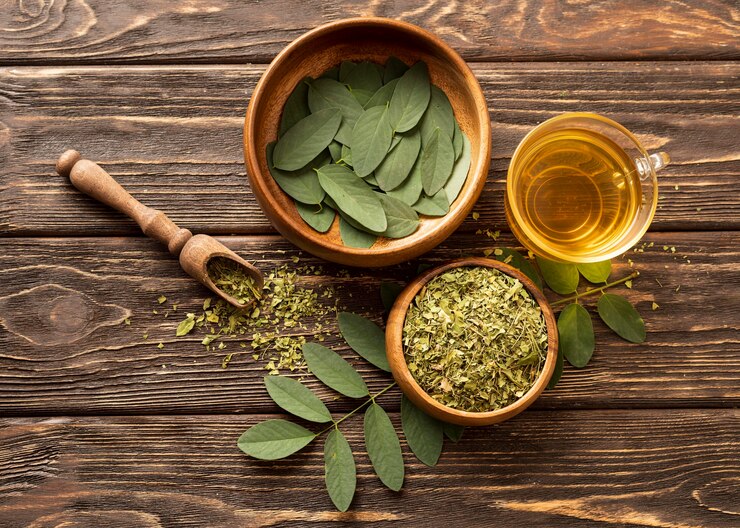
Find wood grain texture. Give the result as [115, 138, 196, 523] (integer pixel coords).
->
[1, 62, 738, 236]
[0, 0, 738, 64]
[0, 411, 737, 527]
[0, 231, 737, 416]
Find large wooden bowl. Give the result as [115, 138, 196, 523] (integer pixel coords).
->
[244, 18, 491, 267]
[386, 258, 559, 426]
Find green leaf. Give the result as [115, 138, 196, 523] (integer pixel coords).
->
[345, 61, 383, 95]
[597, 294, 646, 343]
[176, 316, 195, 337]
[443, 422, 464, 443]
[452, 121, 463, 160]
[494, 248, 544, 291]
[413, 188, 449, 216]
[443, 130, 471, 204]
[536, 257, 579, 294]
[317, 164, 387, 232]
[279, 78, 311, 137]
[273, 108, 341, 171]
[377, 193, 419, 238]
[350, 105, 393, 177]
[364, 403, 404, 491]
[383, 56, 409, 83]
[320, 66, 339, 81]
[266, 142, 327, 204]
[338, 312, 390, 372]
[547, 344, 564, 389]
[340, 144, 352, 166]
[420, 128, 455, 195]
[375, 129, 421, 191]
[328, 140, 343, 162]
[420, 86, 455, 144]
[386, 156, 424, 205]
[302, 342, 369, 398]
[557, 304, 595, 368]
[339, 215, 377, 248]
[237, 419, 315, 460]
[388, 61, 431, 133]
[296, 201, 335, 233]
[577, 260, 612, 283]
[364, 78, 399, 109]
[338, 60, 357, 82]
[380, 282, 404, 312]
[324, 428, 356, 512]
[308, 78, 364, 144]
[264, 375, 333, 423]
[401, 396, 443, 466]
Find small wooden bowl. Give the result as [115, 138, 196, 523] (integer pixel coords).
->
[386, 258, 558, 426]
[244, 18, 491, 267]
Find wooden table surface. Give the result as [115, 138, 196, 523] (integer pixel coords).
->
[1, 2, 739, 527]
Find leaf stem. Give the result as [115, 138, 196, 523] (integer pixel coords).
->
[317, 381, 397, 436]
[551, 271, 640, 306]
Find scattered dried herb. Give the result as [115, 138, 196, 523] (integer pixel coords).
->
[403, 266, 548, 412]
[206, 257, 261, 305]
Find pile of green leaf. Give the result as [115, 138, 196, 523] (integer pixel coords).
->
[268, 57, 471, 248]
[238, 312, 463, 512]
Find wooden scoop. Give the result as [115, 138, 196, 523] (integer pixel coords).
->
[56, 150, 264, 309]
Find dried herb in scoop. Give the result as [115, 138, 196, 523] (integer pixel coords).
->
[206, 257, 261, 305]
[402, 266, 548, 412]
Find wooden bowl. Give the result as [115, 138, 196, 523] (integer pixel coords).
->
[386, 258, 558, 426]
[244, 18, 491, 267]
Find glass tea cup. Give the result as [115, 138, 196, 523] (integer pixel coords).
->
[504, 112, 670, 263]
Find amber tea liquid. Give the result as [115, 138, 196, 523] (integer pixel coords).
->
[507, 128, 642, 261]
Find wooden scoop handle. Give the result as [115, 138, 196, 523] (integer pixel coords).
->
[56, 150, 192, 255]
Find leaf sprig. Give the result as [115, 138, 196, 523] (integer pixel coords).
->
[237, 311, 462, 512]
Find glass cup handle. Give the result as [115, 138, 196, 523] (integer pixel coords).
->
[636, 151, 670, 178]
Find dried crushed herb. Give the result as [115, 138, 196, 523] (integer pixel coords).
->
[206, 257, 261, 305]
[402, 266, 548, 412]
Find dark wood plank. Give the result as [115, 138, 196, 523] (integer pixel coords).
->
[0, 410, 737, 527]
[1, 1, 738, 64]
[1, 62, 738, 236]
[0, 231, 737, 415]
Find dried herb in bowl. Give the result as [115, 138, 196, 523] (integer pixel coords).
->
[402, 266, 548, 412]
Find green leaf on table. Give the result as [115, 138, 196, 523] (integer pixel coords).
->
[557, 303, 595, 368]
[413, 188, 449, 216]
[375, 129, 421, 191]
[345, 61, 383, 96]
[273, 108, 342, 171]
[296, 201, 335, 232]
[386, 156, 423, 205]
[443, 130, 471, 204]
[303, 342, 369, 398]
[452, 121, 463, 160]
[338, 60, 357, 82]
[547, 344, 564, 389]
[401, 395, 443, 466]
[380, 282, 404, 312]
[364, 78, 399, 109]
[317, 164, 387, 232]
[420, 86, 455, 143]
[267, 143, 327, 204]
[378, 193, 419, 238]
[536, 257, 579, 294]
[264, 375, 332, 423]
[350, 105, 393, 177]
[176, 315, 195, 337]
[494, 248, 544, 291]
[597, 294, 646, 343]
[308, 78, 364, 144]
[364, 403, 404, 491]
[339, 215, 377, 248]
[388, 61, 431, 133]
[383, 56, 409, 83]
[338, 311, 390, 372]
[420, 128, 455, 195]
[237, 419, 315, 460]
[577, 260, 612, 283]
[324, 428, 356, 512]
[443, 422, 465, 443]
[279, 78, 311, 137]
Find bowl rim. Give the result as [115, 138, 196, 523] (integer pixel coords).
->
[243, 17, 492, 265]
[385, 257, 559, 426]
